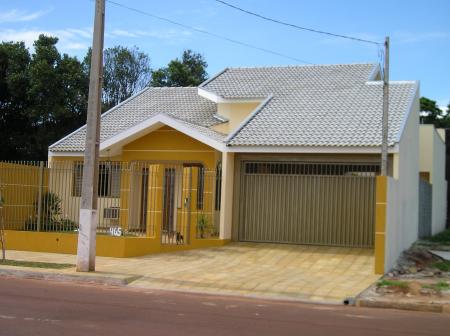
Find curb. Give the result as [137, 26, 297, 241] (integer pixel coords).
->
[0, 266, 141, 286]
[356, 297, 450, 314]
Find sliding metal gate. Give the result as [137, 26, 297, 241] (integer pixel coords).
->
[238, 162, 378, 248]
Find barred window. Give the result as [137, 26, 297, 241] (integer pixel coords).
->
[215, 161, 222, 211]
[72, 162, 121, 198]
[197, 166, 205, 210]
[72, 162, 84, 197]
[183, 163, 204, 210]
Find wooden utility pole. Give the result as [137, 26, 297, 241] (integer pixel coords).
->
[77, 0, 105, 272]
[381, 36, 389, 176]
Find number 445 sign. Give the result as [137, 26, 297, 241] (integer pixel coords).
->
[109, 227, 122, 237]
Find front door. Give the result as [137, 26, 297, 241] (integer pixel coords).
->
[162, 168, 176, 234]
[139, 167, 149, 231]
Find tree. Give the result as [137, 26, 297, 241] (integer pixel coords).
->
[151, 49, 208, 87]
[0, 41, 32, 159]
[419, 96, 450, 127]
[0, 35, 89, 160]
[27, 35, 89, 159]
[84, 45, 151, 111]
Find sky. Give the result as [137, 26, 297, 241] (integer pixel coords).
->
[1, 0, 449, 109]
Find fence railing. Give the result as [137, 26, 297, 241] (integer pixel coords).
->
[0, 161, 221, 244]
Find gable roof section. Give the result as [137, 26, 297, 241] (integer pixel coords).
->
[50, 63, 419, 154]
[49, 87, 225, 152]
[200, 63, 418, 147]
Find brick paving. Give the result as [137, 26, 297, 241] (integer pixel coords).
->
[5, 243, 380, 303]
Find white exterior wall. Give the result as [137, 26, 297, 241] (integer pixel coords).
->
[385, 89, 420, 271]
[431, 127, 446, 233]
[419, 125, 447, 234]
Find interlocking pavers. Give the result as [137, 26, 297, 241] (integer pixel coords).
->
[5, 243, 380, 303]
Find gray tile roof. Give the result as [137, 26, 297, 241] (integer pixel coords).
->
[201, 64, 418, 147]
[50, 87, 224, 151]
[50, 63, 418, 152]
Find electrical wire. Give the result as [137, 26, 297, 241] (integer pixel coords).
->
[105, 0, 313, 64]
[214, 0, 382, 46]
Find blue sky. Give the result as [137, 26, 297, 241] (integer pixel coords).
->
[1, 0, 449, 108]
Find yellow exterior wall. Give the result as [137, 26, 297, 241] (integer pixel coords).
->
[1, 126, 227, 257]
[121, 126, 217, 168]
[4, 230, 230, 257]
[120, 127, 221, 240]
[49, 156, 122, 228]
[212, 102, 260, 134]
[0, 162, 48, 230]
[374, 176, 387, 274]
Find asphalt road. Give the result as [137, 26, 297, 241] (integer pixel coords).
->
[0, 277, 448, 336]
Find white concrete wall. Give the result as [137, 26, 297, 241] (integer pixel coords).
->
[419, 125, 447, 234]
[385, 89, 420, 271]
[431, 128, 447, 233]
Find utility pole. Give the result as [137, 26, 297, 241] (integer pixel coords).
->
[77, 0, 105, 272]
[381, 36, 389, 176]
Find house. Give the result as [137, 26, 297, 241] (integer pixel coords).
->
[2, 63, 424, 274]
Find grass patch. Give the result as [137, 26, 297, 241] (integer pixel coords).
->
[422, 281, 450, 291]
[0, 259, 74, 269]
[425, 229, 450, 244]
[433, 260, 450, 272]
[377, 279, 409, 288]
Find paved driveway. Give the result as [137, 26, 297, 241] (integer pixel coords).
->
[7, 243, 379, 303]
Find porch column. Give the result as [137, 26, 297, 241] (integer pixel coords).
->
[219, 152, 234, 240]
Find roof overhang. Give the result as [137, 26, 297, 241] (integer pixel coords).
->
[198, 87, 264, 104]
[100, 113, 227, 154]
[227, 144, 399, 154]
[48, 114, 227, 158]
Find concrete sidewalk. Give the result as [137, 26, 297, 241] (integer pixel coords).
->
[1, 243, 379, 304]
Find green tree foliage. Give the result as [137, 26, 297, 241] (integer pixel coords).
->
[0, 35, 204, 161]
[0, 41, 32, 159]
[84, 45, 151, 111]
[420, 96, 450, 127]
[0, 35, 88, 160]
[151, 49, 208, 87]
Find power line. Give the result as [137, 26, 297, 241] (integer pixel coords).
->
[214, 0, 382, 46]
[105, 0, 312, 64]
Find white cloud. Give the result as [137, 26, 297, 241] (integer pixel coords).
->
[0, 26, 194, 54]
[109, 29, 138, 38]
[437, 99, 450, 112]
[0, 9, 50, 23]
[0, 28, 91, 52]
[108, 28, 193, 40]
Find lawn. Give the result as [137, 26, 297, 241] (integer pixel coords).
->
[0, 259, 74, 269]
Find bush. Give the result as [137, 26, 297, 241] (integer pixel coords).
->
[24, 192, 78, 232]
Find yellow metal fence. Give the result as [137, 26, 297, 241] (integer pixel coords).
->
[0, 161, 221, 245]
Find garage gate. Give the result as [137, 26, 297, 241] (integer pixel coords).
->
[238, 161, 378, 248]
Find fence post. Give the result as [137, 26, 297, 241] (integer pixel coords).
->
[36, 161, 45, 232]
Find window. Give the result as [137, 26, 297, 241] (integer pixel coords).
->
[215, 161, 222, 211]
[197, 166, 205, 210]
[72, 162, 83, 197]
[183, 163, 204, 210]
[72, 162, 121, 198]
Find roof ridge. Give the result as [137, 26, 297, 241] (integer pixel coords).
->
[222, 63, 377, 70]
[148, 86, 199, 89]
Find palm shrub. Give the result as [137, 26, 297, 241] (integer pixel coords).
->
[25, 192, 77, 232]
[197, 214, 209, 239]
